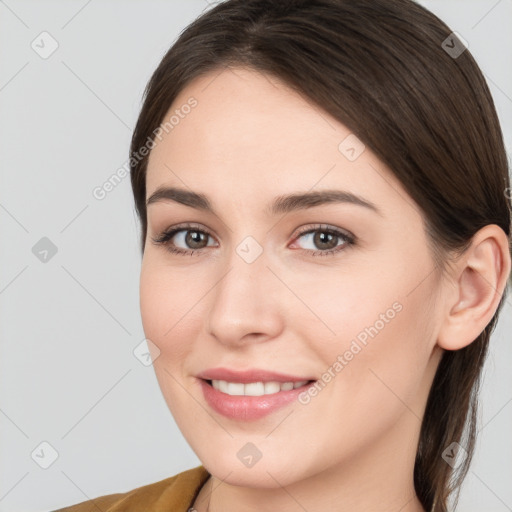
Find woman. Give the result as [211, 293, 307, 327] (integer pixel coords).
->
[53, 0, 511, 511]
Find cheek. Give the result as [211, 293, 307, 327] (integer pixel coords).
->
[287, 263, 400, 350]
[291, 293, 432, 472]
[140, 261, 187, 360]
[139, 259, 211, 378]
[139, 262, 198, 419]
[140, 269, 167, 345]
[303, 262, 434, 412]
[140, 258, 192, 334]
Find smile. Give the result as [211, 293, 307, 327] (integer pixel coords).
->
[199, 378, 316, 421]
[210, 379, 311, 396]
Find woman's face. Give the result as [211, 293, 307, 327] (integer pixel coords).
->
[140, 67, 445, 488]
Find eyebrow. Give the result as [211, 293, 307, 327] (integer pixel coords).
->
[146, 186, 382, 217]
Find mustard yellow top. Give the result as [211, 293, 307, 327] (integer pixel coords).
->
[51, 465, 210, 512]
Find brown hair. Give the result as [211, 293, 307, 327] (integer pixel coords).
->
[129, 1, 512, 510]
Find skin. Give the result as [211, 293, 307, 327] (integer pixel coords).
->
[140, 67, 511, 512]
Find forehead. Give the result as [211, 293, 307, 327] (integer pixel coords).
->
[145, 67, 412, 220]
[148, 67, 349, 174]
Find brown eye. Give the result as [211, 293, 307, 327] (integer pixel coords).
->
[151, 223, 217, 255]
[312, 231, 339, 250]
[291, 224, 355, 257]
[151, 222, 355, 258]
[182, 230, 209, 249]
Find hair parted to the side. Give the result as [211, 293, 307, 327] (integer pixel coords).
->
[129, 1, 512, 510]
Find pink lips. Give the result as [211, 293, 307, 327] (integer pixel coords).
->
[196, 367, 316, 383]
[196, 367, 316, 421]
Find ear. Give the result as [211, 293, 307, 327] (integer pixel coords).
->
[437, 224, 511, 351]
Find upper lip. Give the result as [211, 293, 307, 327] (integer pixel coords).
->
[196, 367, 316, 383]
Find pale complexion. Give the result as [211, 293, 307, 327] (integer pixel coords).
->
[140, 67, 510, 512]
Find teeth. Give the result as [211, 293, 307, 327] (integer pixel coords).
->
[211, 379, 309, 396]
[264, 382, 280, 394]
[245, 382, 265, 396]
[227, 382, 244, 395]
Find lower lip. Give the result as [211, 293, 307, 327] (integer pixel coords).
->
[199, 379, 316, 421]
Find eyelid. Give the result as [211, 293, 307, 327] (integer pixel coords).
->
[152, 222, 353, 243]
[151, 222, 217, 244]
[292, 223, 354, 241]
[151, 221, 356, 256]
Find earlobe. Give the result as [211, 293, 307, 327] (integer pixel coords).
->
[437, 224, 511, 351]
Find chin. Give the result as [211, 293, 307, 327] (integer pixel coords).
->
[197, 447, 315, 489]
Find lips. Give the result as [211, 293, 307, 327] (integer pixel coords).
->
[196, 367, 317, 421]
[196, 367, 316, 383]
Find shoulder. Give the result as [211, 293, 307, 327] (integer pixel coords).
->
[50, 465, 210, 512]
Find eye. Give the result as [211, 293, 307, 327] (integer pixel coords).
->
[290, 224, 355, 257]
[150, 222, 217, 256]
[151, 222, 355, 257]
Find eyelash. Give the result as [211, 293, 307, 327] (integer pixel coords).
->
[150, 222, 355, 258]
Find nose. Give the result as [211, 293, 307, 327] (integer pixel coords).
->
[205, 243, 285, 348]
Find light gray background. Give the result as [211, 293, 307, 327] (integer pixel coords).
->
[0, 1, 511, 511]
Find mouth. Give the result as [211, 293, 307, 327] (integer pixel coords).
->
[198, 377, 317, 421]
[202, 378, 316, 397]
